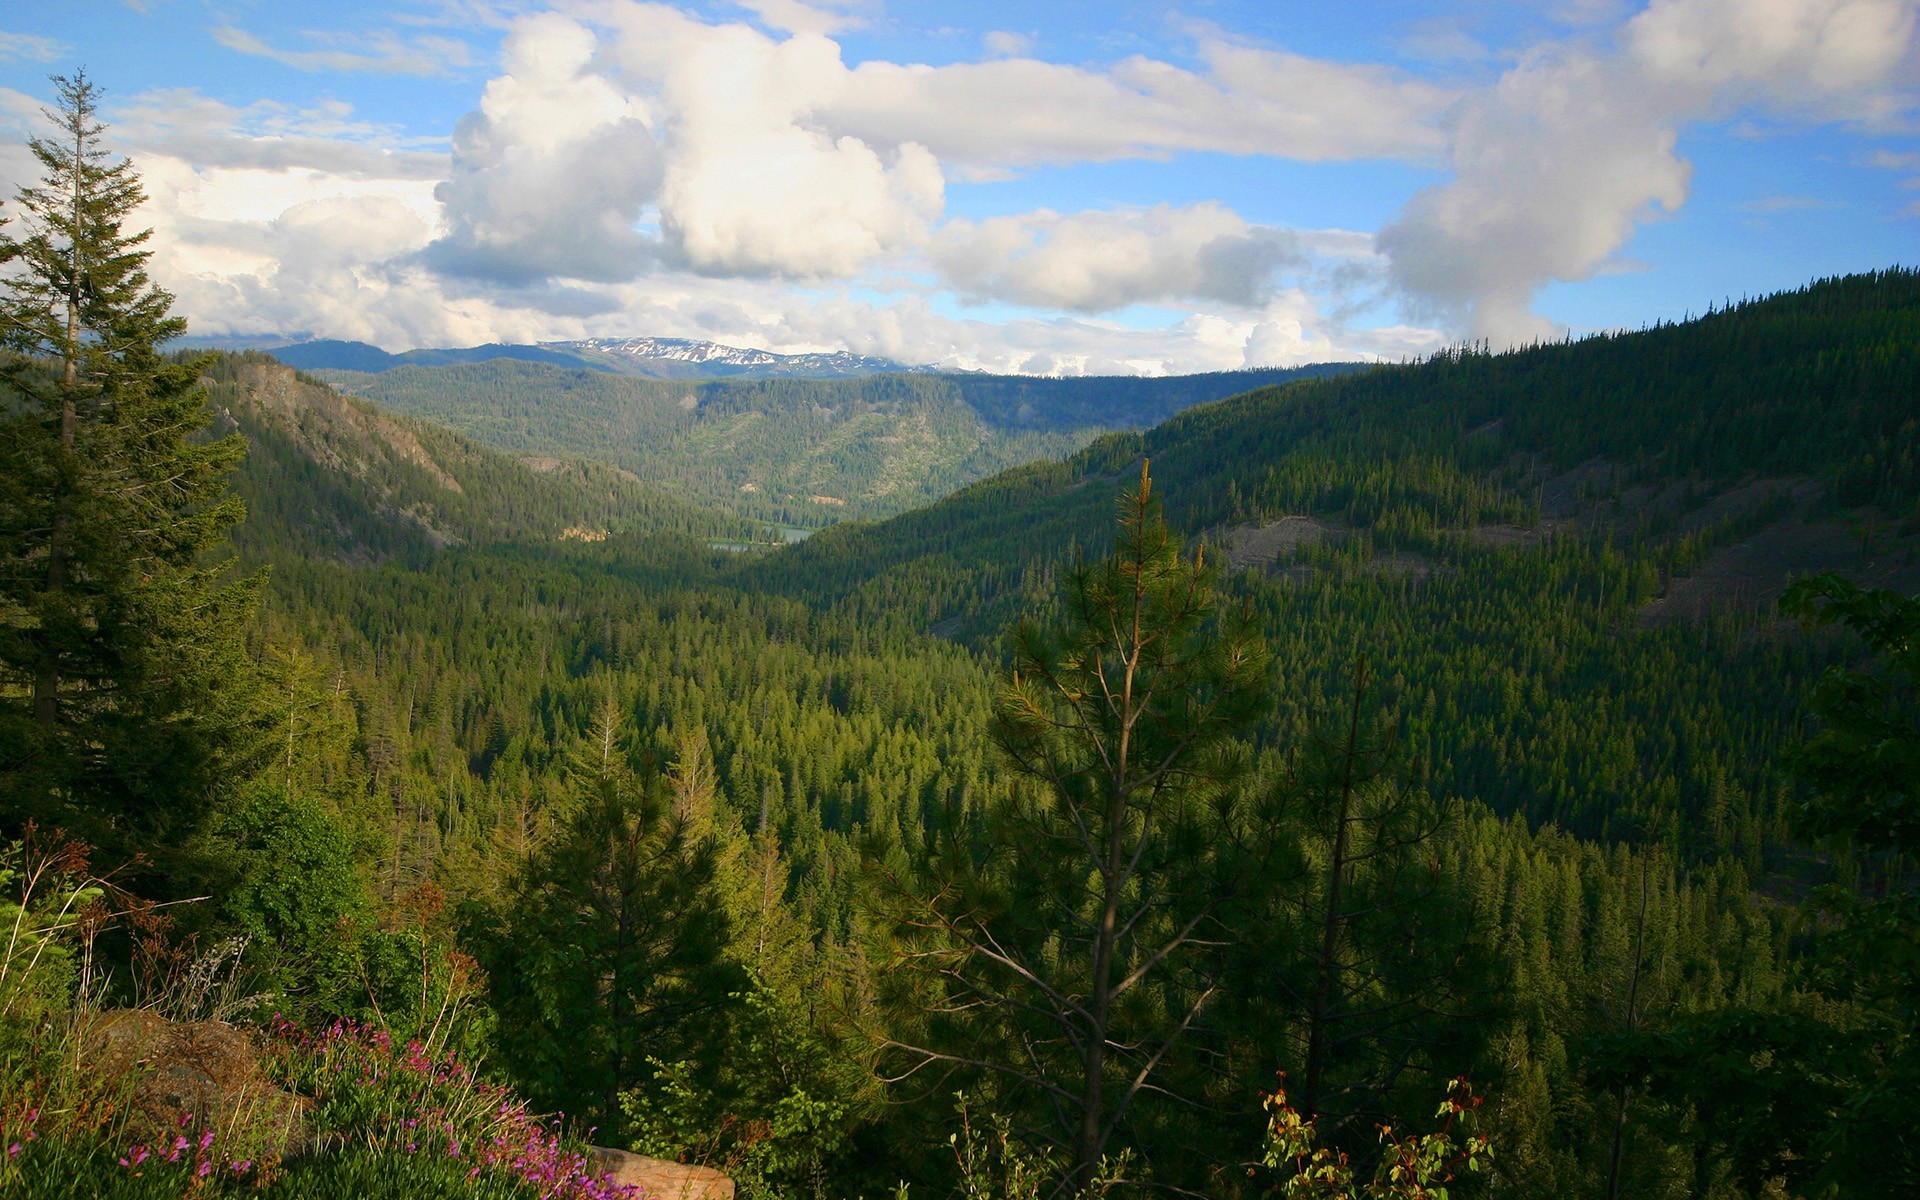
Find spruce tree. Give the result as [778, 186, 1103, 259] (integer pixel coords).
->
[0, 72, 263, 855]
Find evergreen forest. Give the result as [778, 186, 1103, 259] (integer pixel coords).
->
[3, 73, 1917, 1200]
[312, 358, 1360, 527]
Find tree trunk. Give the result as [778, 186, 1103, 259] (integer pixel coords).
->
[1604, 854, 1653, 1200]
[33, 116, 87, 730]
[1303, 660, 1369, 1120]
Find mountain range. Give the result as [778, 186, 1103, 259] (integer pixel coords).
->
[256, 335, 920, 380]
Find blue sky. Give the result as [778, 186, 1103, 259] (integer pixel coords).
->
[0, 0, 1914, 373]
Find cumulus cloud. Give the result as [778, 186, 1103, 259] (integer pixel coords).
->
[931, 203, 1302, 312]
[608, 10, 943, 277]
[418, 2, 1456, 286]
[1380, 0, 1919, 345]
[0, 3, 1484, 369]
[426, 13, 660, 283]
[425, 5, 943, 282]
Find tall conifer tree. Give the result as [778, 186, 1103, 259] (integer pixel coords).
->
[0, 72, 263, 853]
[878, 464, 1271, 1192]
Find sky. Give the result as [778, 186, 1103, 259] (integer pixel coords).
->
[0, 0, 1915, 375]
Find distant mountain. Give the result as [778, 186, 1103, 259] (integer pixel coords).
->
[267, 339, 602, 375]
[563, 337, 914, 379]
[262, 336, 916, 380]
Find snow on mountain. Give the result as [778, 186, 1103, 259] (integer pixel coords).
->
[554, 337, 917, 379]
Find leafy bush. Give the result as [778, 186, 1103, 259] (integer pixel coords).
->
[1262, 1077, 1491, 1199]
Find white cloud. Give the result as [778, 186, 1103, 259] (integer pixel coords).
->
[110, 89, 447, 181]
[931, 203, 1303, 312]
[617, 12, 944, 277]
[762, 289, 1367, 375]
[426, 13, 661, 282]
[0, 31, 68, 63]
[1379, 0, 1920, 345]
[731, 0, 865, 37]
[422, 3, 1452, 285]
[829, 36, 1452, 171]
[211, 25, 476, 78]
[983, 30, 1030, 58]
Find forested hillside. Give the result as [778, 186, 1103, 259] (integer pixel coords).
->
[312, 360, 1360, 525]
[8, 264, 1918, 1200]
[204, 353, 756, 563]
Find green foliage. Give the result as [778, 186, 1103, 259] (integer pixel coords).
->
[204, 352, 752, 566]
[622, 985, 859, 1198]
[7, 193, 1908, 1200]
[940, 1093, 1129, 1200]
[1778, 572, 1920, 854]
[880, 465, 1271, 1191]
[468, 713, 740, 1127]
[0, 836, 102, 1025]
[1579, 575, 1920, 1198]
[196, 785, 367, 1000]
[1263, 1078, 1491, 1200]
[0, 73, 267, 855]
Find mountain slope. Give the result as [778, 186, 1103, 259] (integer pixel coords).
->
[762, 268, 1920, 612]
[201, 353, 749, 564]
[741, 269, 1920, 851]
[310, 360, 1363, 525]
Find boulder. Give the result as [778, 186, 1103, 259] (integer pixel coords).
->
[82, 1010, 308, 1156]
[588, 1146, 736, 1200]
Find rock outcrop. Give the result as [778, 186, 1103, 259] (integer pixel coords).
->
[588, 1147, 736, 1200]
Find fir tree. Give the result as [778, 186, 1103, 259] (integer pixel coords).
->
[0, 72, 263, 853]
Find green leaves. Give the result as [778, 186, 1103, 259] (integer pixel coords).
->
[1263, 1077, 1491, 1200]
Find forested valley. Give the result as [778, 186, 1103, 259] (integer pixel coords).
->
[3, 76, 1917, 1200]
[309, 357, 1358, 527]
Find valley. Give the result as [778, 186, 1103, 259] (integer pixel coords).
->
[9, 268, 1920, 1200]
[299, 353, 1361, 524]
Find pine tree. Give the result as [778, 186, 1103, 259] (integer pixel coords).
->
[0, 72, 264, 854]
[877, 463, 1271, 1191]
